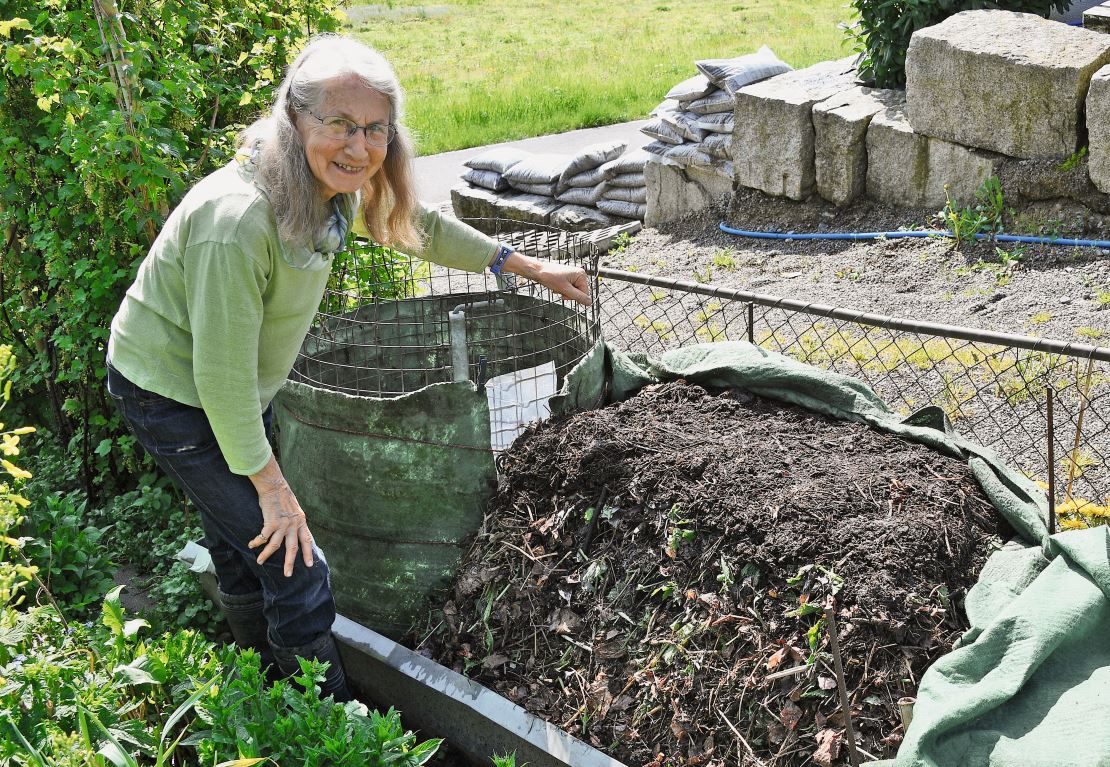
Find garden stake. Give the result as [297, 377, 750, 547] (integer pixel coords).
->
[747, 302, 755, 344]
[1064, 357, 1096, 504]
[898, 697, 916, 733]
[1047, 387, 1056, 536]
[824, 604, 860, 767]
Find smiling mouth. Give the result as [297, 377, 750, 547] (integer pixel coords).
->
[334, 162, 364, 173]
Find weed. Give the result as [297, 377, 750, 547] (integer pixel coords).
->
[1096, 289, 1110, 307]
[492, 753, 523, 767]
[712, 248, 738, 271]
[692, 265, 713, 283]
[610, 231, 633, 255]
[634, 314, 673, 340]
[1076, 327, 1105, 340]
[1030, 311, 1052, 324]
[1057, 146, 1088, 172]
[1061, 449, 1099, 479]
[665, 504, 695, 557]
[941, 176, 1006, 251]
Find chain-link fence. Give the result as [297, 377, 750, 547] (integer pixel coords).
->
[597, 267, 1110, 529]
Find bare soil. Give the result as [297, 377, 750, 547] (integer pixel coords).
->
[414, 382, 1007, 766]
[604, 190, 1110, 345]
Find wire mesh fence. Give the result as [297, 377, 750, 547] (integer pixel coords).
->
[597, 267, 1110, 528]
[290, 221, 601, 452]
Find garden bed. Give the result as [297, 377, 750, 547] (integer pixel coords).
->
[412, 381, 1007, 766]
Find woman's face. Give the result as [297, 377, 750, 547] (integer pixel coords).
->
[297, 75, 391, 200]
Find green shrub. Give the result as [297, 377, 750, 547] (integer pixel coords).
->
[1, 589, 442, 766]
[19, 490, 116, 617]
[0, 0, 341, 498]
[847, 0, 1070, 88]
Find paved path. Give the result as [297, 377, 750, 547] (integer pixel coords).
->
[413, 119, 651, 205]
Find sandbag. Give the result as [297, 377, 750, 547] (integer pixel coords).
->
[462, 168, 511, 193]
[562, 166, 608, 188]
[502, 153, 575, 186]
[640, 118, 684, 145]
[558, 140, 628, 190]
[685, 89, 733, 115]
[659, 110, 707, 142]
[556, 183, 607, 206]
[464, 147, 531, 174]
[697, 45, 792, 90]
[596, 198, 646, 220]
[664, 143, 714, 167]
[701, 133, 732, 160]
[602, 185, 647, 204]
[696, 112, 734, 134]
[650, 98, 681, 117]
[510, 181, 558, 197]
[602, 149, 651, 177]
[608, 171, 646, 189]
[665, 73, 714, 102]
[642, 140, 673, 158]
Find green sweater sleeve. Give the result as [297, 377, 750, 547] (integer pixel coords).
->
[395, 203, 499, 271]
[183, 238, 273, 476]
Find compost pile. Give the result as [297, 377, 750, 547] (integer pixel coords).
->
[414, 382, 1006, 766]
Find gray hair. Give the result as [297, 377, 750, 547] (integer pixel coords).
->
[240, 35, 422, 249]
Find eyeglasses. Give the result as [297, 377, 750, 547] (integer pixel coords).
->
[304, 110, 396, 147]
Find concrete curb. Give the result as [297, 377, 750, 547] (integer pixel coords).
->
[334, 614, 628, 767]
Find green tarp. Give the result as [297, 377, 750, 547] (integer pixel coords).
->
[553, 340, 1110, 767]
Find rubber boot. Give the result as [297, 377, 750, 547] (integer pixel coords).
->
[218, 589, 278, 680]
[270, 630, 353, 703]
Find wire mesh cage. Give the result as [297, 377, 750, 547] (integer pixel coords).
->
[290, 217, 601, 448]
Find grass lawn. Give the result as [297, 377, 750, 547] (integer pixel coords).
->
[344, 0, 855, 155]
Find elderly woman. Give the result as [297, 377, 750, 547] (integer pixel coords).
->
[106, 35, 589, 701]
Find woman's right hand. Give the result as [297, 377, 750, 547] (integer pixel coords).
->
[248, 455, 315, 577]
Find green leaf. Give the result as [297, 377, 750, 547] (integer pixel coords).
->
[0, 18, 32, 38]
[95, 437, 114, 456]
[101, 584, 126, 636]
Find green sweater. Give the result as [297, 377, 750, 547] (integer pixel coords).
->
[108, 159, 498, 475]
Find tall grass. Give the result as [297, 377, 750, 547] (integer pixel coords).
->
[345, 0, 854, 154]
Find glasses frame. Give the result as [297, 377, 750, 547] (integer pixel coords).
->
[303, 109, 396, 147]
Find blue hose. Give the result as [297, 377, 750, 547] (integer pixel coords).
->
[718, 222, 1110, 249]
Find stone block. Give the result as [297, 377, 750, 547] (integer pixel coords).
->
[1086, 2, 1110, 34]
[549, 205, 622, 231]
[906, 10, 1110, 159]
[491, 194, 562, 227]
[645, 161, 733, 227]
[813, 86, 904, 206]
[451, 184, 501, 224]
[866, 101, 1003, 209]
[1091, 65, 1110, 193]
[732, 56, 857, 200]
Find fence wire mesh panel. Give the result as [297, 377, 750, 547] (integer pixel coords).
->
[598, 268, 1110, 528]
[291, 223, 600, 451]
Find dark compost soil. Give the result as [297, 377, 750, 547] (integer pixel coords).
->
[413, 382, 1008, 767]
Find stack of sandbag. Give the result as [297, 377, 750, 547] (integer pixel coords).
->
[593, 149, 650, 221]
[641, 46, 791, 180]
[457, 140, 649, 228]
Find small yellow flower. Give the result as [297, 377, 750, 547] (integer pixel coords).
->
[1, 460, 30, 480]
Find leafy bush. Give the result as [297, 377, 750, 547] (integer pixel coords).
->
[1, 589, 442, 766]
[0, 0, 341, 498]
[19, 490, 116, 617]
[847, 0, 1070, 88]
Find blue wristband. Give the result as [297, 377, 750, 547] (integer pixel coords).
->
[489, 244, 513, 275]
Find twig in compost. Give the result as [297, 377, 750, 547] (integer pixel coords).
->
[825, 603, 861, 767]
[715, 706, 766, 766]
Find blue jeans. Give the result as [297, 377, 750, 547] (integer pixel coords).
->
[106, 362, 336, 650]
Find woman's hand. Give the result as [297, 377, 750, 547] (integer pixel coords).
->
[501, 251, 591, 305]
[248, 455, 315, 577]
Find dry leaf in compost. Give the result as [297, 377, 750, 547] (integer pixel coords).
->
[780, 701, 804, 731]
[482, 653, 510, 670]
[549, 608, 582, 634]
[818, 675, 838, 690]
[812, 728, 842, 767]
